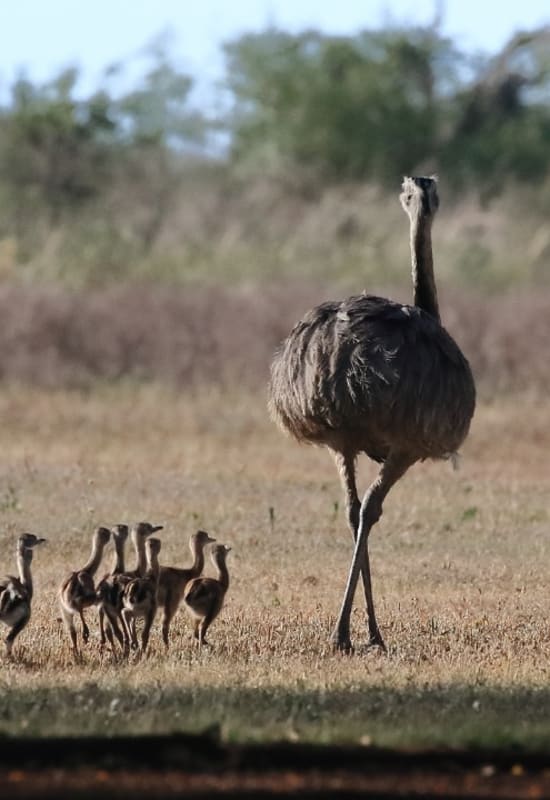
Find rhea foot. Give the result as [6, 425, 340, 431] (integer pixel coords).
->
[331, 625, 354, 654]
[366, 625, 387, 652]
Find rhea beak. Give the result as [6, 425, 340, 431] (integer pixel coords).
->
[23, 536, 47, 553]
[152, 525, 163, 533]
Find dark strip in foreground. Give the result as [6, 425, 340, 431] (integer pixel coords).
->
[0, 734, 549, 799]
[0, 731, 548, 774]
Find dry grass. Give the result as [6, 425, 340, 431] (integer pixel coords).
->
[0, 386, 549, 746]
[7, 174, 550, 289]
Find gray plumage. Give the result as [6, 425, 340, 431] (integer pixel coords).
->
[268, 176, 475, 652]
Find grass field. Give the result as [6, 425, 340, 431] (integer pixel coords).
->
[0, 385, 549, 748]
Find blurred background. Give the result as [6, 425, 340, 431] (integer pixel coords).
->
[0, 1, 549, 396]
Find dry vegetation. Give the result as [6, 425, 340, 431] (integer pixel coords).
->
[0, 283, 549, 396]
[0, 385, 548, 747]
[6, 175, 550, 289]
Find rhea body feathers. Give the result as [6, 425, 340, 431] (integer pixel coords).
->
[269, 293, 475, 464]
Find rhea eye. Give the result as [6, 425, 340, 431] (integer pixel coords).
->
[407, 194, 412, 201]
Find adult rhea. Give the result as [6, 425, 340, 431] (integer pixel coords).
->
[269, 176, 475, 652]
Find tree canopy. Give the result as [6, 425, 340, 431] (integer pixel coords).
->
[223, 25, 550, 187]
[0, 24, 549, 275]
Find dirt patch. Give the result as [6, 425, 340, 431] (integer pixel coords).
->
[1, 734, 549, 798]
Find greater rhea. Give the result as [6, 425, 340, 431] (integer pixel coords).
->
[59, 526, 111, 657]
[127, 522, 163, 578]
[269, 176, 476, 652]
[0, 533, 46, 657]
[121, 536, 162, 655]
[157, 530, 216, 648]
[98, 521, 162, 656]
[183, 543, 231, 648]
[96, 524, 130, 654]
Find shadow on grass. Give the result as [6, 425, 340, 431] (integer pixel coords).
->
[1, 683, 550, 750]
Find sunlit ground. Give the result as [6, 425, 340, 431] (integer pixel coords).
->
[0, 386, 548, 746]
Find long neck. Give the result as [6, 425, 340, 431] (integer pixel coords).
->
[146, 552, 160, 583]
[410, 214, 440, 322]
[17, 549, 33, 598]
[131, 532, 148, 576]
[82, 538, 106, 576]
[189, 540, 207, 577]
[112, 537, 126, 574]
[213, 557, 229, 592]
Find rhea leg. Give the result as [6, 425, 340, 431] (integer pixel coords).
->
[198, 607, 219, 648]
[121, 608, 138, 651]
[99, 606, 106, 648]
[61, 608, 79, 657]
[79, 611, 90, 644]
[332, 453, 413, 652]
[141, 606, 157, 654]
[5, 611, 31, 658]
[161, 595, 177, 649]
[335, 451, 374, 621]
[103, 606, 125, 651]
[161, 613, 172, 648]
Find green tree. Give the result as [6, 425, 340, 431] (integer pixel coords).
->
[0, 67, 116, 241]
[223, 27, 463, 183]
[441, 28, 550, 191]
[0, 37, 209, 264]
[110, 36, 208, 251]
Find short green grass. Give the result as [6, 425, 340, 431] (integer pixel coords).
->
[0, 386, 548, 747]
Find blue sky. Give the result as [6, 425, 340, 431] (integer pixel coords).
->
[1, 0, 549, 102]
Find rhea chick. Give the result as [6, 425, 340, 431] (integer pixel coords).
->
[0, 533, 47, 658]
[121, 536, 162, 655]
[183, 543, 231, 648]
[96, 524, 130, 654]
[59, 526, 111, 657]
[157, 529, 216, 648]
